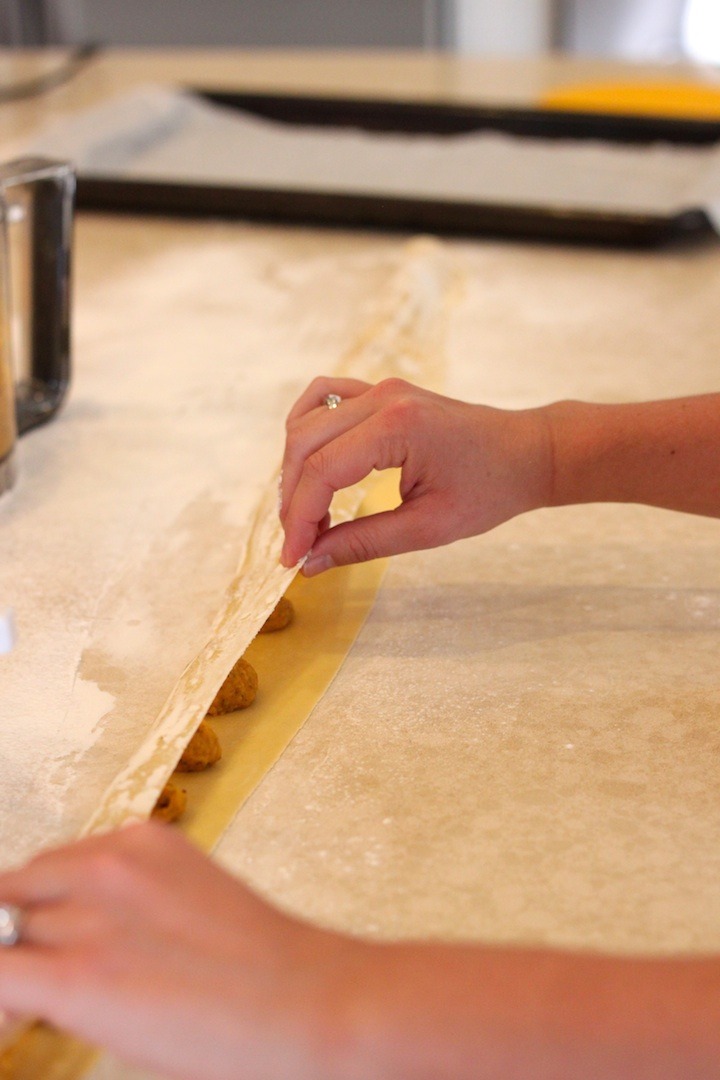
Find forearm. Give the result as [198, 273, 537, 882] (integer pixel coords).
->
[544, 394, 720, 518]
[329, 942, 720, 1080]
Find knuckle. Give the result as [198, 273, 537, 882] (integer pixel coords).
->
[67, 941, 124, 986]
[122, 818, 170, 853]
[44, 950, 93, 997]
[382, 396, 417, 427]
[306, 375, 333, 402]
[88, 849, 143, 896]
[370, 380, 425, 432]
[375, 378, 408, 399]
[284, 414, 304, 440]
[372, 376, 410, 403]
[343, 530, 379, 565]
[303, 450, 329, 485]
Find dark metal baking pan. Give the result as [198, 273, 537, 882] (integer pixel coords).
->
[75, 90, 720, 246]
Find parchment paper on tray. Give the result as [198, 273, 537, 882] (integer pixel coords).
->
[26, 85, 720, 230]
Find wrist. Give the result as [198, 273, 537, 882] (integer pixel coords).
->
[541, 398, 654, 510]
[511, 404, 557, 517]
[541, 398, 605, 509]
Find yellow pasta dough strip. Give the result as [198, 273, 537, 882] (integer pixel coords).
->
[177, 469, 397, 853]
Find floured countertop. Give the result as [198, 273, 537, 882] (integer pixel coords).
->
[85, 229, 720, 1080]
[213, 236, 720, 955]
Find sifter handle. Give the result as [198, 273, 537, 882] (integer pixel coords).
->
[0, 157, 75, 435]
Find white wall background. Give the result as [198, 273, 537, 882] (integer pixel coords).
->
[450, 0, 554, 54]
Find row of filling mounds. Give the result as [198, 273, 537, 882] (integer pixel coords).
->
[152, 595, 295, 823]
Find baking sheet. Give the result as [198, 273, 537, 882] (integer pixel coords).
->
[24, 86, 720, 244]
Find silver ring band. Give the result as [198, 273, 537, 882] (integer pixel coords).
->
[323, 393, 342, 410]
[0, 903, 23, 947]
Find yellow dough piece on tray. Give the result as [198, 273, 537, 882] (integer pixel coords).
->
[207, 656, 258, 716]
[176, 719, 222, 772]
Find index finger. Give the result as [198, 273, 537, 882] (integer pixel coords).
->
[281, 410, 406, 565]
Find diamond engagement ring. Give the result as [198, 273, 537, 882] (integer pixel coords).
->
[323, 393, 342, 410]
[0, 903, 23, 947]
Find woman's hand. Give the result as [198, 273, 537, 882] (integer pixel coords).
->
[0, 822, 350, 1080]
[1, 822, 716, 1079]
[280, 380, 720, 575]
[280, 377, 552, 574]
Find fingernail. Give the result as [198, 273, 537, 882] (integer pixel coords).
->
[303, 553, 335, 577]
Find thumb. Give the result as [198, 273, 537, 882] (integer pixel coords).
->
[302, 500, 443, 576]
